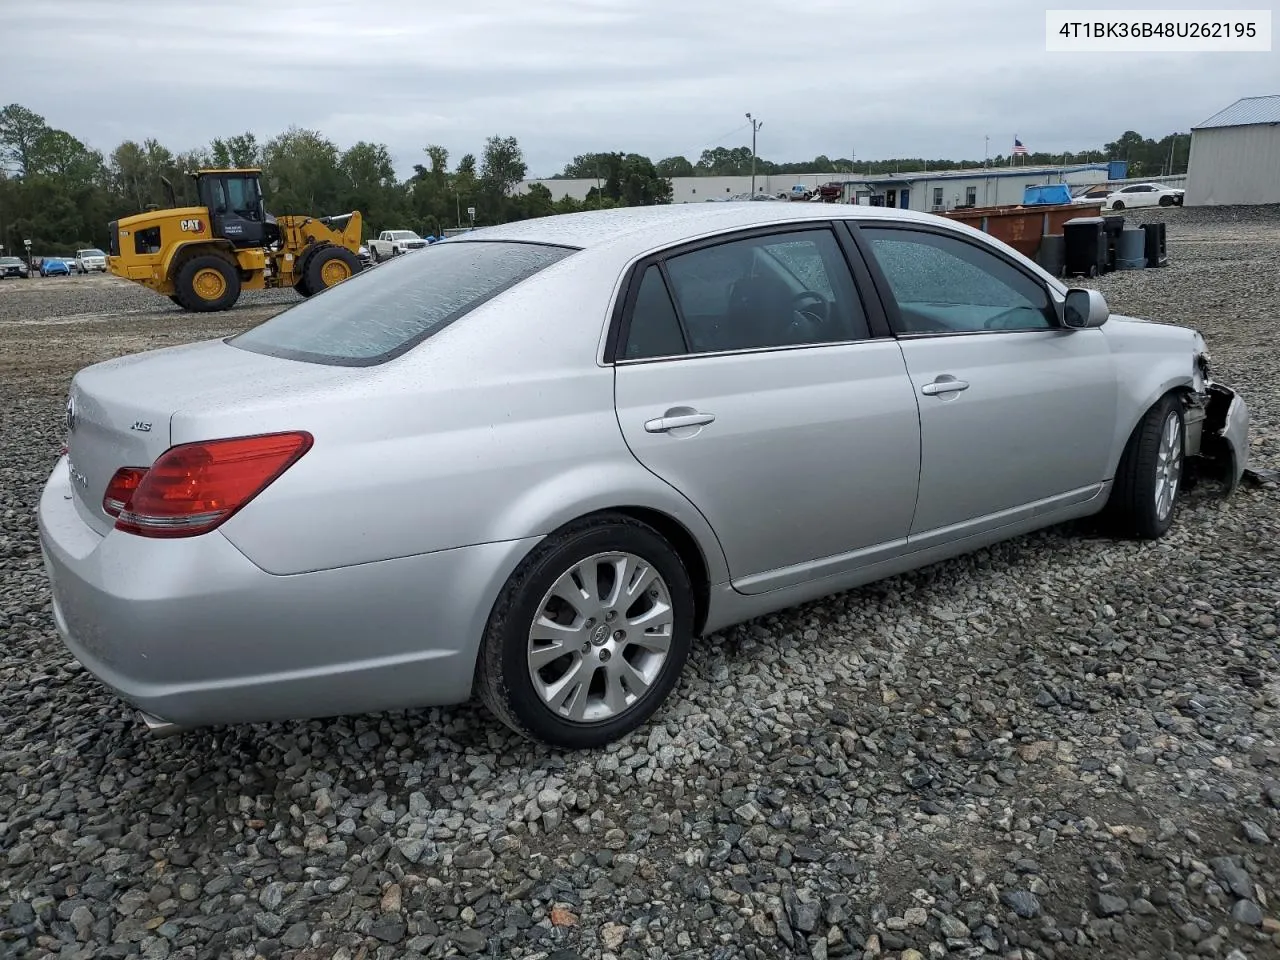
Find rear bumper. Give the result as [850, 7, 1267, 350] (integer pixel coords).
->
[38, 457, 537, 729]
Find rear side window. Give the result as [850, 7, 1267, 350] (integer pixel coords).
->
[231, 240, 575, 366]
[622, 266, 687, 360]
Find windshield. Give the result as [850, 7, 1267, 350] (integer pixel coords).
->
[230, 240, 576, 366]
[390, 231, 420, 240]
[79, 249, 105, 257]
[0, 257, 20, 265]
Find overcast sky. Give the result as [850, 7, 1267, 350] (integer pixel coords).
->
[3, 0, 1275, 178]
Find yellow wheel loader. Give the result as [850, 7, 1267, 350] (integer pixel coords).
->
[106, 169, 365, 312]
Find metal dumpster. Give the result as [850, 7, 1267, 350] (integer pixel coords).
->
[942, 201, 1104, 260]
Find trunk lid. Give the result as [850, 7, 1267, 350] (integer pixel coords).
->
[65, 338, 356, 535]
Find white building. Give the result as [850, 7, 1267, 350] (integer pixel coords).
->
[1185, 94, 1280, 206]
[516, 172, 845, 204]
[835, 162, 1119, 212]
[517, 164, 1119, 211]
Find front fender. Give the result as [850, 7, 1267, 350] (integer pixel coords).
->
[1102, 315, 1202, 478]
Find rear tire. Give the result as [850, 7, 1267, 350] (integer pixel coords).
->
[476, 513, 695, 749]
[173, 254, 240, 312]
[1105, 393, 1185, 539]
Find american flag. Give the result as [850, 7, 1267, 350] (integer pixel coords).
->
[1012, 138, 1029, 156]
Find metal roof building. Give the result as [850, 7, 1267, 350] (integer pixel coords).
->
[1185, 95, 1280, 206]
[832, 162, 1121, 212]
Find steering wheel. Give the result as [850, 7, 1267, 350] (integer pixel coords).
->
[790, 290, 830, 325]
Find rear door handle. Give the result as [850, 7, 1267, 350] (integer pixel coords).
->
[920, 378, 970, 396]
[644, 412, 716, 433]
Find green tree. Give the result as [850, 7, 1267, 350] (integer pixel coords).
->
[655, 155, 695, 177]
[0, 104, 50, 176]
[210, 132, 261, 169]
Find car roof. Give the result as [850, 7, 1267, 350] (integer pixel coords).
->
[454, 202, 954, 257]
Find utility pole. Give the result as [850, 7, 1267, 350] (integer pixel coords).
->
[745, 113, 763, 196]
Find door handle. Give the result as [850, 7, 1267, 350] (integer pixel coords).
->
[644, 412, 716, 433]
[920, 378, 970, 397]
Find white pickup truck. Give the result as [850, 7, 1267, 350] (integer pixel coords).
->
[368, 230, 426, 261]
[75, 248, 108, 273]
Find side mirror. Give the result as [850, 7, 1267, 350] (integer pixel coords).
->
[1063, 288, 1109, 328]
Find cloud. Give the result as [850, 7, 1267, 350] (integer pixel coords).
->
[2, 0, 1275, 177]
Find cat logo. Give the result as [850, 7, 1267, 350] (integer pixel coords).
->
[179, 218, 203, 232]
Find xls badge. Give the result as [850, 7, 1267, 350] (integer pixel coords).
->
[179, 218, 203, 232]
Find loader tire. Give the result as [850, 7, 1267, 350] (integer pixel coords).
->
[305, 246, 362, 294]
[174, 254, 240, 312]
[294, 278, 313, 298]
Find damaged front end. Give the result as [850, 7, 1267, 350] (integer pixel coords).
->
[1181, 340, 1250, 492]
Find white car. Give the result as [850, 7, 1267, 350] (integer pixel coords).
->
[75, 248, 108, 273]
[1103, 183, 1185, 211]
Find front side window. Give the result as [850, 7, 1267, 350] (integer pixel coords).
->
[658, 228, 867, 354]
[862, 227, 1055, 334]
[231, 240, 575, 365]
[224, 178, 259, 217]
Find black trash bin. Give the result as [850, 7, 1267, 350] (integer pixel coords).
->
[1037, 234, 1065, 277]
[1102, 215, 1126, 272]
[1143, 221, 1168, 267]
[1063, 217, 1107, 278]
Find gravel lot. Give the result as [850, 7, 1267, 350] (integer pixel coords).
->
[2, 206, 1279, 960]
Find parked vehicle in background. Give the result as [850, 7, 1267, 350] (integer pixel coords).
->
[39, 257, 71, 277]
[368, 229, 426, 261]
[75, 248, 108, 273]
[38, 203, 1249, 749]
[1105, 183, 1185, 210]
[0, 256, 29, 279]
[357, 243, 373, 269]
[1072, 185, 1112, 204]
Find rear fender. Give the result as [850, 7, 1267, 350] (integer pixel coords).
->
[484, 462, 731, 588]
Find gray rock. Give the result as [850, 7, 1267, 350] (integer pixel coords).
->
[1000, 891, 1042, 919]
[254, 912, 284, 937]
[450, 929, 488, 954]
[1231, 899, 1263, 926]
[1096, 893, 1128, 917]
[370, 916, 406, 943]
[1241, 820, 1271, 844]
[281, 922, 310, 948]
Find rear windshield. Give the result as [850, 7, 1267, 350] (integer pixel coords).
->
[229, 240, 576, 366]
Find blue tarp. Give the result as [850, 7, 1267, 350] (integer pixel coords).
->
[1023, 184, 1073, 205]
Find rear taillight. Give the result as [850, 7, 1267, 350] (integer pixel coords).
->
[103, 466, 147, 517]
[114, 431, 313, 538]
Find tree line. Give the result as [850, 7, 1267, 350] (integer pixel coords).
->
[0, 102, 1188, 256]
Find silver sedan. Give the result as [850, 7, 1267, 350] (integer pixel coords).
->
[39, 203, 1250, 748]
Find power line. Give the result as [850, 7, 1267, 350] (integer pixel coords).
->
[685, 121, 752, 160]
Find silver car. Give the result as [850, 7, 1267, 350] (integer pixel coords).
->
[38, 204, 1250, 748]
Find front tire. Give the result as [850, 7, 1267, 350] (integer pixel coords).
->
[1106, 393, 1185, 539]
[1159, 195, 1174, 207]
[1111, 200, 1125, 211]
[476, 513, 695, 748]
[305, 246, 362, 294]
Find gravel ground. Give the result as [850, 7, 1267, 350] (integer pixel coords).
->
[2, 206, 1279, 960]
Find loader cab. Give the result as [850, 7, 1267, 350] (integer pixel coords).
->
[195, 169, 278, 248]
